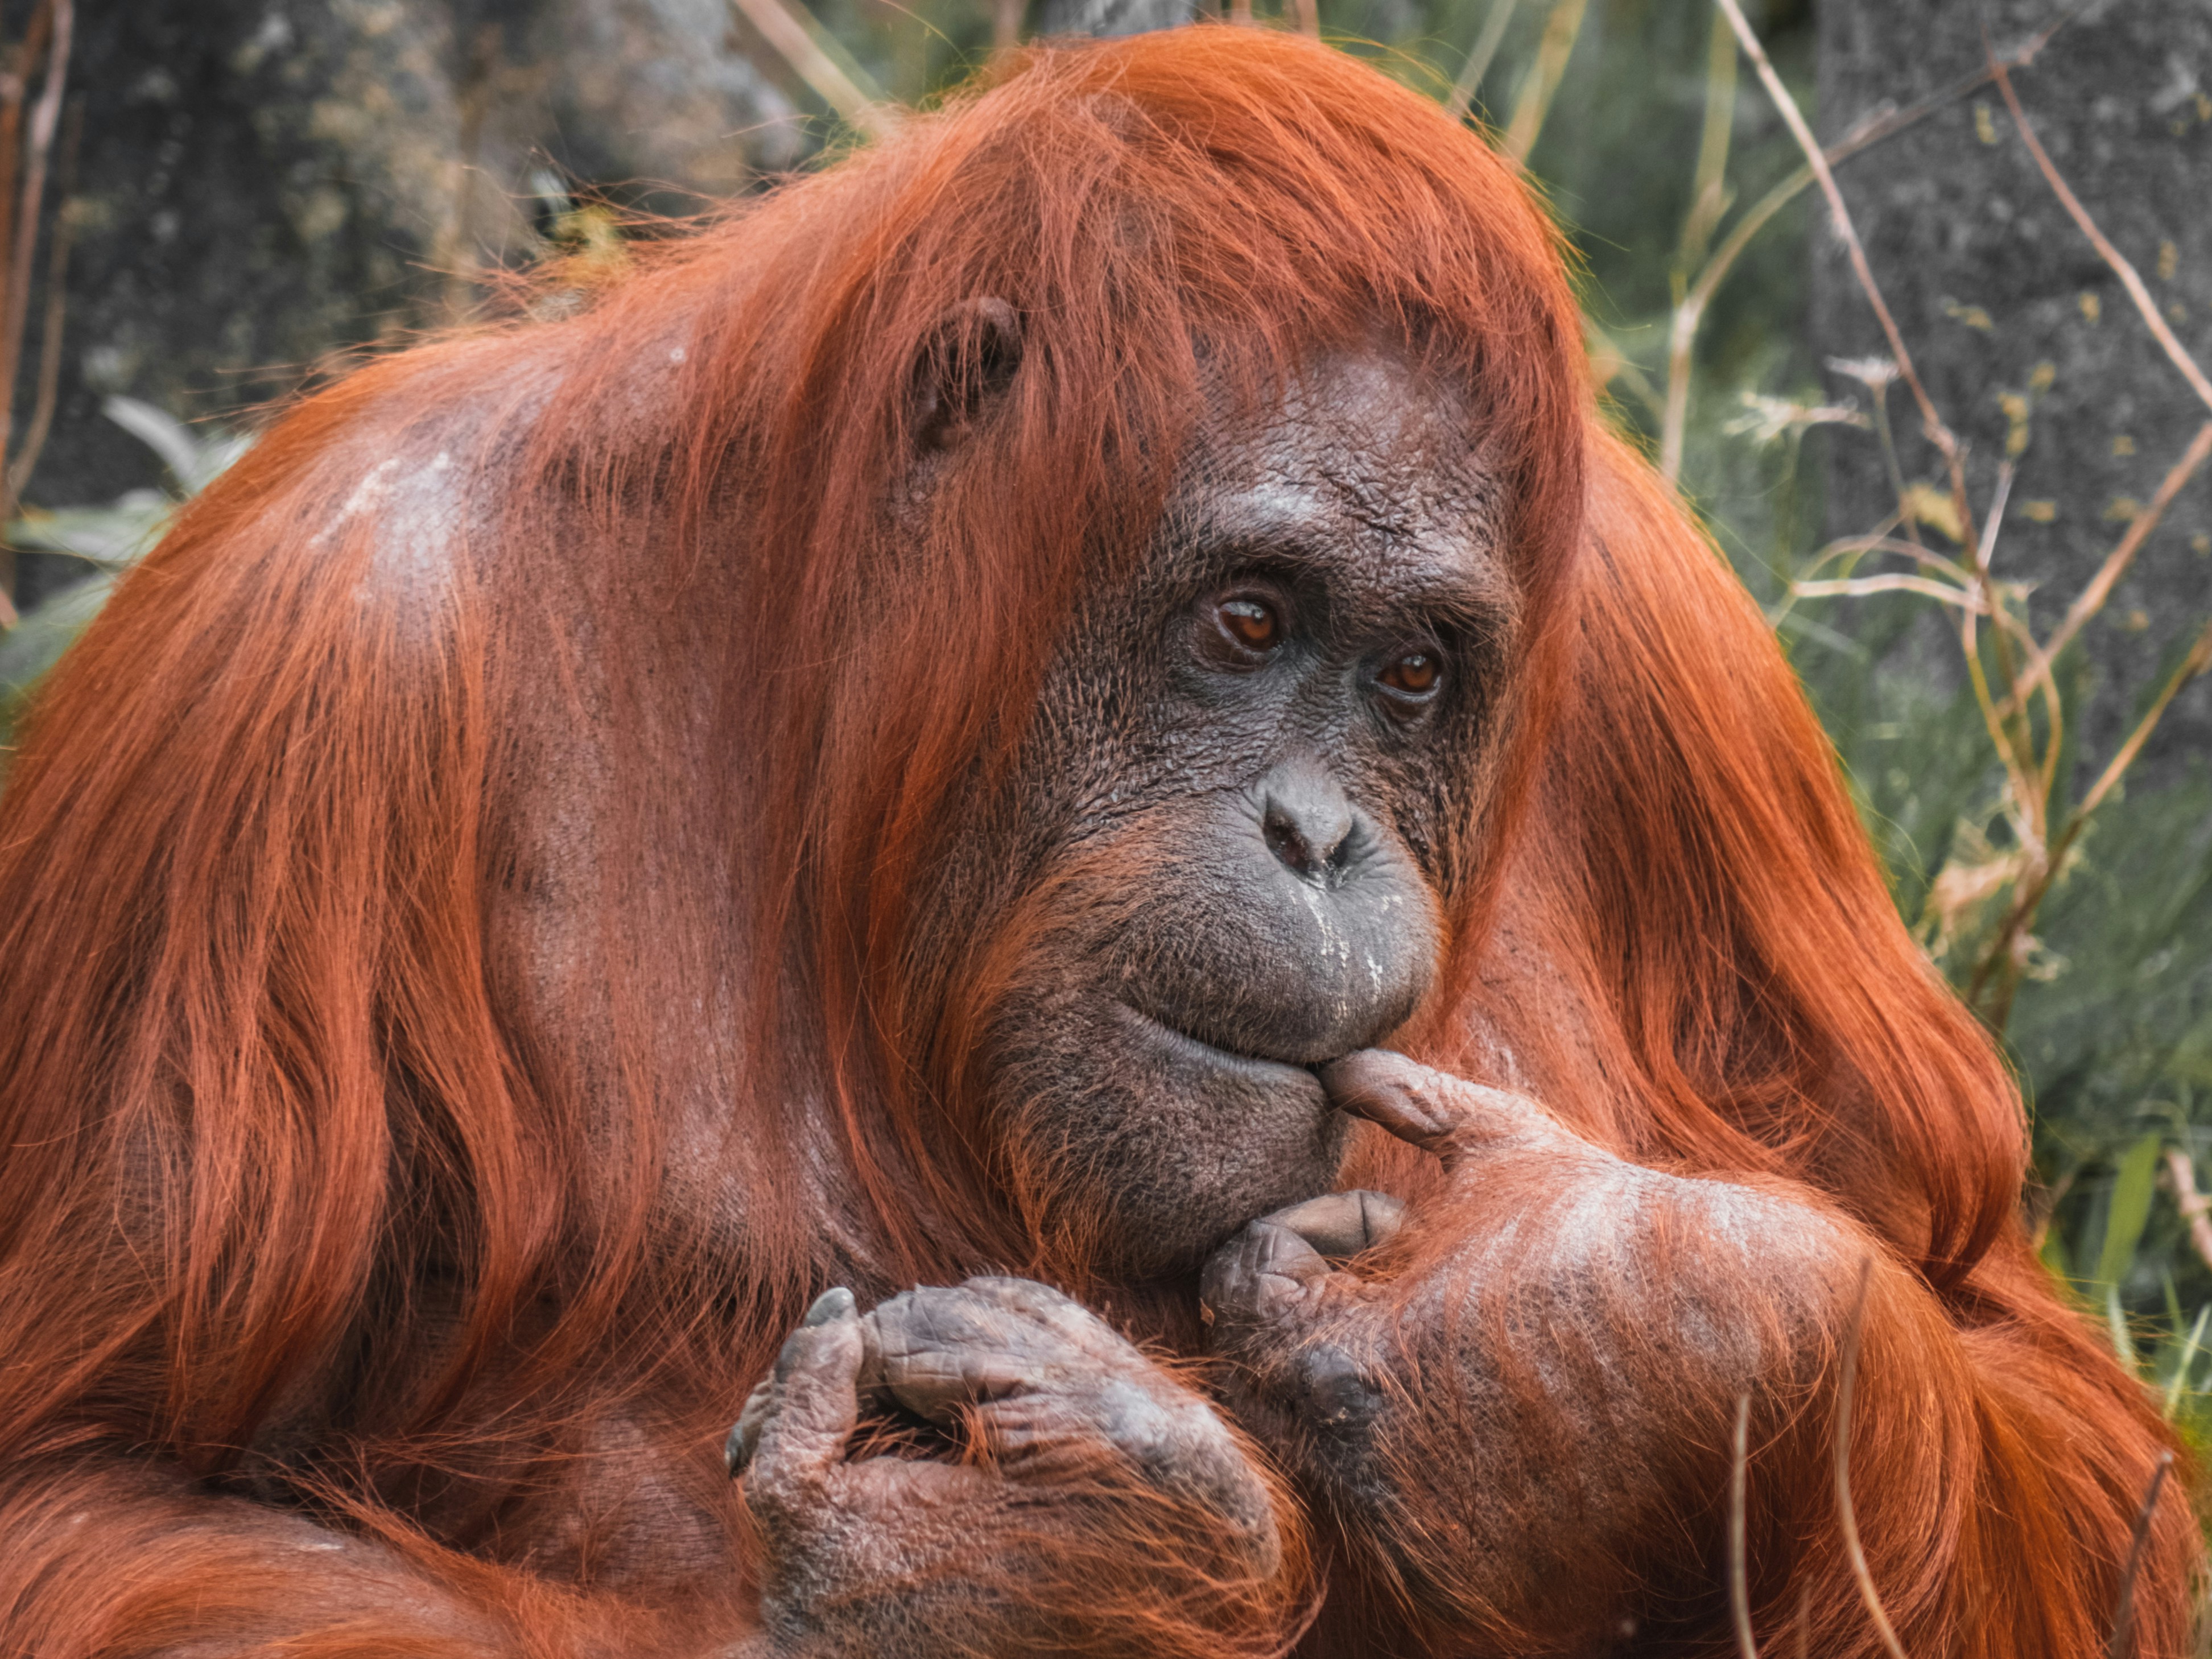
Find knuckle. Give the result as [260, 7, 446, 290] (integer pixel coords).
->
[1289, 1340, 1384, 1440]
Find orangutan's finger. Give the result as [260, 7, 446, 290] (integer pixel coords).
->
[862, 1283, 1100, 1425]
[1320, 1050, 1558, 1173]
[732, 1287, 863, 1494]
[1199, 1213, 1335, 1344]
[724, 1376, 775, 1478]
[1257, 1189, 1405, 1258]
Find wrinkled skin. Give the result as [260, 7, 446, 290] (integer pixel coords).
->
[959, 344, 1516, 1277]
[729, 1281, 1282, 1657]
[1202, 1050, 1852, 1650]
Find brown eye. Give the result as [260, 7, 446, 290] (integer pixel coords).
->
[1214, 596, 1282, 654]
[1379, 649, 1442, 701]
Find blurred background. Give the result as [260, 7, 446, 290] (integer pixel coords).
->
[1, 0, 2209, 1435]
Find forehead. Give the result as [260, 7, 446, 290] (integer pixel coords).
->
[1165, 349, 1509, 607]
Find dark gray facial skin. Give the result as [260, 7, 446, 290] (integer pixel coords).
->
[967, 349, 1518, 1278]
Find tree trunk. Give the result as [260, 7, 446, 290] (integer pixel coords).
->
[1813, 0, 2212, 779]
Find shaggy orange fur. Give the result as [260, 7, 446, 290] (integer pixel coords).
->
[0, 28, 2193, 1657]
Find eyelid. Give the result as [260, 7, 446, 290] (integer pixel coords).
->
[1375, 642, 1446, 710]
[1200, 583, 1293, 659]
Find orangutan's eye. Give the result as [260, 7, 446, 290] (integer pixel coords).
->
[1210, 595, 1283, 659]
[1377, 648, 1443, 710]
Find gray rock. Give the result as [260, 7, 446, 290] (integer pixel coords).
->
[13, 0, 802, 608]
[1813, 0, 2212, 776]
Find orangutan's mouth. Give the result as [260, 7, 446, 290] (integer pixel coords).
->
[1108, 999, 1333, 1084]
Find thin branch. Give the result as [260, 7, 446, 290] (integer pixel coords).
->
[1501, 0, 1587, 166]
[1794, 528, 1971, 585]
[1730, 1393, 1761, 1659]
[1656, 18, 2061, 483]
[1993, 59, 2212, 416]
[1446, 0, 1520, 121]
[8, 93, 77, 500]
[1792, 573, 1987, 610]
[1999, 421, 2212, 720]
[2107, 1454, 2174, 1659]
[0, 0, 67, 526]
[2164, 1148, 2212, 1281]
[1712, 0, 1958, 486]
[724, 0, 898, 139]
[1687, 10, 2067, 327]
[0, 0, 53, 440]
[1972, 616, 2212, 1026]
[2073, 617, 2212, 825]
[1834, 1256, 1910, 1659]
[1962, 461, 2044, 833]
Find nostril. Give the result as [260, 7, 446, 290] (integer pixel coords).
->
[1264, 808, 1313, 874]
[1259, 764, 1359, 883]
[1264, 803, 1357, 881]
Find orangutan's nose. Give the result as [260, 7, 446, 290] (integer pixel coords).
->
[1261, 761, 1358, 883]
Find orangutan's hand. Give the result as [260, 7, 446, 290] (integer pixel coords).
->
[728, 1277, 1290, 1658]
[1200, 1050, 1842, 1645]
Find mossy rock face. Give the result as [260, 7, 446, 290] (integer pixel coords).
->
[12, 0, 804, 611]
[1811, 0, 2212, 782]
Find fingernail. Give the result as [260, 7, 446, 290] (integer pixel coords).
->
[724, 1421, 753, 1478]
[803, 1286, 855, 1327]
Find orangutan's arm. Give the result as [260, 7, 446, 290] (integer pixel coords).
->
[1201, 1051, 2139, 1658]
[0, 1456, 543, 1656]
[8, 1290, 1300, 1659]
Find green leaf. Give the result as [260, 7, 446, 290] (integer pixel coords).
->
[2038, 1220, 2071, 1280]
[2096, 1132, 2164, 1288]
[2166, 1305, 2210, 1420]
[7, 493, 171, 565]
[0, 573, 117, 752]
[99, 395, 249, 494]
[2108, 1282, 2139, 1368]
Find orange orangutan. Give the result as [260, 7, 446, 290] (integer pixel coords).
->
[0, 27, 2196, 1659]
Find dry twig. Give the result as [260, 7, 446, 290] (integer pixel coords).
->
[725, 0, 897, 139]
[9, 93, 77, 500]
[2107, 1454, 2174, 1659]
[1992, 59, 2212, 417]
[1730, 1393, 1761, 1659]
[1998, 421, 2212, 720]
[2160, 1149, 2212, 1281]
[1712, 0, 1968, 543]
[1658, 18, 2066, 482]
[1834, 1256, 1910, 1659]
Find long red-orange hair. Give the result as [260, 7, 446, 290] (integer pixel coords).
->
[0, 16, 1578, 1502]
[0, 24, 2194, 1659]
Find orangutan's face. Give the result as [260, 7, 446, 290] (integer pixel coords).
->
[969, 349, 1517, 1276]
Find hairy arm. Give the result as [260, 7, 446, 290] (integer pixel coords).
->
[1, 1458, 543, 1658]
[4, 1285, 1299, 1659]
[1203, 1052, 2188, 1658]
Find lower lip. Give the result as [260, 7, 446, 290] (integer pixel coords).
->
[1108, 1001, 1324, 1088]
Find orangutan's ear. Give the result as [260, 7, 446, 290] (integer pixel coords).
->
[911, 297, 1024, 452]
